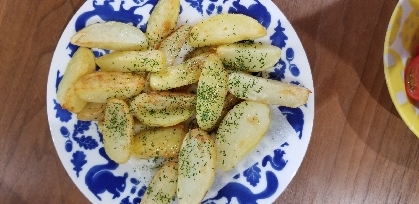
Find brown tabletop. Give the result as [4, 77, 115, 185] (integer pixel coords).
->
[2, 0, 419, 203]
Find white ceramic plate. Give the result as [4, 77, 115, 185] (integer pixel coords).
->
[46, 0, 314, 203]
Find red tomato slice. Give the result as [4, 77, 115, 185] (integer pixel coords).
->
[405, 55, 419, 101]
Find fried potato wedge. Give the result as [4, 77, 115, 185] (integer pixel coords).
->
[215, 101, 270, 171]
[196, 54, 228, 131]
[217, 42, 281, 72]
[140, 161, 178, 204]
[131, 107, 195, 127]
[188, 14, 267, 47]
[57, 47, 95, 113]
[228, 72, 311, 107]
[70, 21, 148, 51]
[130, 92, 196, 110]
[99, 99, 134, 164]
[133, 126, 186, 159]
[74, 72, 145, 103]
[178, 129, 216, 204]
[149, 53, 209, 90]
[133, 118, 153, 134]
[146, 0, 180, 49]
[142, 72, 154, 93]
[207, 92, 242, 133]
[158, 25, 191, 66]
[184, 46, 216, 61]
[96, 50, 165, 72]
[76, 102, 106, 121]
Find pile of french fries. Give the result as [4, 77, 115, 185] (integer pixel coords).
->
[56, 0, 311, 203]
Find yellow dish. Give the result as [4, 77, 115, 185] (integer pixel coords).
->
[384, 0, 419, 136]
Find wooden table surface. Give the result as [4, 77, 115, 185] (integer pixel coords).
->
[2, 0, 419, 203]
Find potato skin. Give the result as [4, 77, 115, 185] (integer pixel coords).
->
[74, 71, 145, 103]
[57, 47, 95, 113]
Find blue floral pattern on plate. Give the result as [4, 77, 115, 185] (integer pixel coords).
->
[46, 0, 314, 203]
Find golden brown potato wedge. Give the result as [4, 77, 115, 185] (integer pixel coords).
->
[129, 92, 196, 127]
[215, 101, 270, 171]
[196, 54, 228, 131]
[131, 106, 195, 127]
[76, 102, 106, 121]
[158, 25, 191, 66]
[140, 161, 178, 204]
[130, 92, 196, 110]
[217, 42, 281, 72]
[149, 53, 209, 90]
[177, 128, 216, 204]
[188, 14, 267, 47]
[132, 125, 186, 159]
[74, 72, 145, 103]
[133, 118, 153, 134]
[57, 47, 95, 113]
[146, 0, 180, 49]
[183, 46, 216, 61]
[207, 92, 242, 133]
[228, 72, 311, 107]
[142, 72, 154, 93]
[70, 21, 148, 51]
[96, 50, 165, 72]
[99, 99, 134, 164]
